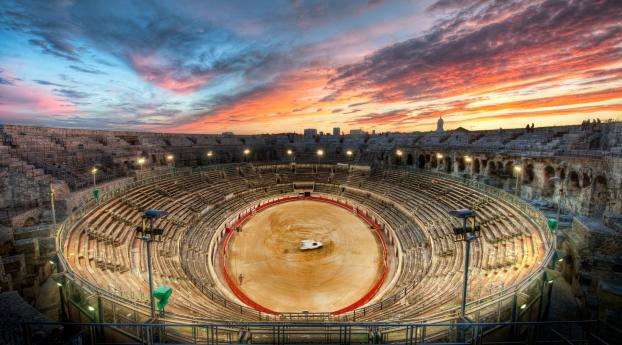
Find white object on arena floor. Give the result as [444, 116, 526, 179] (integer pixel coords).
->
[300, 240, 323, 251]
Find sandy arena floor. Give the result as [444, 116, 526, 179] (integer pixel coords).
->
[225, 200, 384, 313]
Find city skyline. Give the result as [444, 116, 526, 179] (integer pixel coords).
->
[1, 0, 621, 134]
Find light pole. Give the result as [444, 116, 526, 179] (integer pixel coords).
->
[286, 149, 294, 163]
[464, 156, 472, 174]
[91, 167, 98, 187]
[136, 209, 168, 319]
[449, 208, 480, 319]
[207, 150, 213, 164]
[243, 148, 250, 162]
[395, 149, 403, 165]
[316, 149, 324, 171]
[436, 153, 444, 172]
[166, 154, 174, 173]
[346, 149, 353, 163]
[549, 176, 563, 222]
[50, 183, 57, 231]
[514, 165, 522, 195]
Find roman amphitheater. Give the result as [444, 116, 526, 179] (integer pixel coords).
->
[1, 123, 621, 344]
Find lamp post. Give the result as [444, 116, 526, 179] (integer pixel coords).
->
[395, 149, 403, 165]
[449, 208, 480, 319]
[286, 149, 294, 163]
[207, 150, 213, 164]
[436, 153, 444, 172]
[166, 154, 174, 173]
[136, 209, 168, 319]
[548, 176, 563, 222]
[243, 148, 250, 162]
[514, 165, 522, 195]
[49, 183, 57, 231]
[316, 149, 324, 171]
[464, 156, 472, 174]
[346, 149, 353, 164]
[91, 167, 98, 187]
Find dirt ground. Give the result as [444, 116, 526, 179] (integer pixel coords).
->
[226, 200, 383, 313]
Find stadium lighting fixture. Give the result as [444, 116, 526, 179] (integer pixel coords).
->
[136, 209, 168, 318]
[87, 306, 95, 312]
[56, 282, 62, 287]
[448, 208, 480, 319]
[520, 303, 527, 310]
[548, 279, 554, 284]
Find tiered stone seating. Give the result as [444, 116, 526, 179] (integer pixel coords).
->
[61, 163, 546, 323]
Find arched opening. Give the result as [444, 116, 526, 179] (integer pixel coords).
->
[504, 161, 514, 176]
[444, 156, 452, 172]
[407, 154, 414, 165]
[457, 157, 465, 172]
[473, 159, 481, 174]
[590, 175, 608, 215]
[526, 164, 535, 183]
[543, 165, 556, 197]
[568, 171, 580, 195]
[582, 173, 591, 188]
[418, 155, 425, 169]
[487, 160, 496, 176]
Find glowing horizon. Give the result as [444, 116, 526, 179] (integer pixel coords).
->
[1, 0, 621, 134]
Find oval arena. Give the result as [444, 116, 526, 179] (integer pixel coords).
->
[59, 162, 552, 324]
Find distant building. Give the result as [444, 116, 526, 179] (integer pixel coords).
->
[222, 131, 234, 136]
[436, 116, 444, 133]
[333, 127, 341, 136]
[319, 131, 324, 136]
[304, 128, 318, 137]
[350, 129, 365, 135]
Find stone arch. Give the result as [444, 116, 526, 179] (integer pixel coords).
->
[582, 173, 591, 188]
[543, 165, 556, 197]
[487, 160, 497, 176]
[590, 175, 608, 215]
[568, 171, 580, 195]
[473, 159, 481, 174]
[457, 157, 465, 172]
[418, 155, 426, 169]
[443, 156, 452, 172]
[526, 164, 535, 183]
[504, 161, 514, 176]
[407, 153, 414, 165]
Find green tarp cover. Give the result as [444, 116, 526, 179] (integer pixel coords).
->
[547, 218, 558, 231]
[153, 285, 173, 311]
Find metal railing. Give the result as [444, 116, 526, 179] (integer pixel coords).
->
[15, 320, 614, 345]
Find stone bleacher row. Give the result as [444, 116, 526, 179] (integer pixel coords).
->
[62, 163, 546, 322]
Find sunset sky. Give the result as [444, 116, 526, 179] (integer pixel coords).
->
[0, 0, 621, 134]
